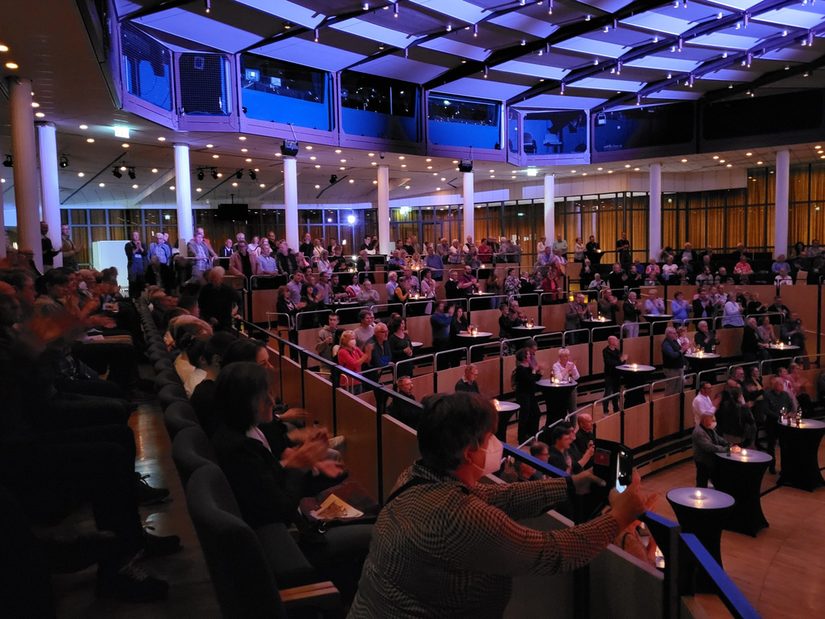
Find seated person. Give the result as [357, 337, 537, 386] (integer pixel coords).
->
[547, 423, 594, 475]
[572, 413, 594, 462]
[190, 332, 237, 437]
[315, 313, 341, 361]
[454, 364, 480, 394]
[693, 320, 719, 353]
[387, 376, 420, 429]
[517, 440, 550, 481]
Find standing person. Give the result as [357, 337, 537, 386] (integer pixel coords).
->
[354, 309, 375, 349]
[513, 348, 542, 443]
[315, 313, 341, 362]
[188, 232, 213, 279]
[602, 336, 626, 415]
[388, 317, 414, 376]
[199, 267, 239, 332]
[573, 237, 585, 263]
[40, 221, 61, 271]
[661, 327, 685, 395]
[622, 291, 640, 338]
[430, 301, 453, 352]
[694, 320, 719, 353]
[60, 224, 79, 271]
[348, 392, 648, 618]
[565, 293, 588, 343]
[228, 240, 259, 278]
[616, 232, 631, 270]
[692, 410, 737, 488]
[219, 238, 233, 258]
[585, 235, 601, 266]
[148, 231, 172, 267]
[124, 231, 147, 298]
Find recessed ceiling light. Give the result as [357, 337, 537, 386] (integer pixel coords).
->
[196, 187, 202, 192]
[726, 163, 732, 168]
[745, 152, 752, 156]
[304, 145, 312, 150]
[398, 156, 405, 160]
[275, 152, 282, 157]
[719, 159, 726, 163]
[309, 156, 316, 161]
[245, 158, 252, 162]
[206, 144, 214, 148]
[440, 177, 446, 181]
[633, 167, 640, 171]
[212, 154, 219, 159]
[490, 175, 495, 178]
[340, 159, 347, 163]
[756, 160, 763, 165]
[239, 136, 247, 141]
[1, 179, 5, 183]
[597, 167, 603, 171]
[405, 185, 411, 189]
[151, 168, 158, 173]
[425, 158, 432, 162]
[121, 143, 130, 148]
[259, 183, 266, 188]
[334, 149, 342, 154]
[426, 165, 432, 170]
[315, 184, 321, 189]
[401, 164, 407, 168]
[624, 164, 630, 168]
[370, 161, 377, 166]
[79, 124, 88, 130]
[30, 102, 39, 108]
[712, 155, 719, 160]
[86, 138, 94, 143]
[571, 170, 576, 173]
[452, 160, 459, 164]
[368, 152, 375, 157]
[0, 44, 8, 52]
[680, 158, 687, 163]
[157, 136, 166, 141]
[132, 184, 138, 189]
[169, 186, 175, 190]
[314, 164, 321, 168]
[98, 182, 105, 187]
[348, 179, 355, 184]
[815, 145, 822, 149]
[582, 172, 587, 176]
[372, 180, 378, 185]
[77, 172, 85, 178]
[35, 112, 45, 118]
[607, 170, 613, 174]
[4, 62, 18, 70]
[254, 168, 259, 172]
[232, 182, 238, 187]
[241, 148, 248, 153]
[217, 173, 223, 177]
[436, 186, 441, 190]
[339, 166, 346, 170]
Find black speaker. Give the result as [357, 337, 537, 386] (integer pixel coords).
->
[280, 140, 299, 157]
[458, 159, 473, 173]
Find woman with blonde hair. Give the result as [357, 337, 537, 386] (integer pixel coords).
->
[337, 329, 373, 392]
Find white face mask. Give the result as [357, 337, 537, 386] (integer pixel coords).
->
[472, 435, 504, 477]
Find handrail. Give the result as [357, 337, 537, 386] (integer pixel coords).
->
[394, 353, 434, 383]
[562, 328, 590, 347]
[265, 311, 294, 331]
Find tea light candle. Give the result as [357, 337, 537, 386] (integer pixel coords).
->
[693, 490, 704, 500]
[569, 295, 575, 302]
[741, 449, 748, 457]
[632, 362, 638, 370]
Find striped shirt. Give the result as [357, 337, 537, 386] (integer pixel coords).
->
[348, 463, 619, 618]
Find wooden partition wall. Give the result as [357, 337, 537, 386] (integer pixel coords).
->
[380, 416, 420, 499]
[303, 370, 334, 431]
[335, 388, 379, 501]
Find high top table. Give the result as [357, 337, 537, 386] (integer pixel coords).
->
[667, 487, 735, 566]
[616, 364, 655, 408]
[714, 449, 772, 536]
[777, 418, 825, 491]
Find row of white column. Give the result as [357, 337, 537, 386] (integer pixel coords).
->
[4, 72, 792, 267]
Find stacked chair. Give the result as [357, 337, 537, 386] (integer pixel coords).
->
[136, 300, 342, 618]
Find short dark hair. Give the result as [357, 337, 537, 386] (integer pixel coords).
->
[417, 392, 496, 472]
[529, 441, 549, 457]
[197, 332, 237, 368]
[549, 422, 575, 445]
[221, 338, 264, 367]
[215, 362, 269, 432]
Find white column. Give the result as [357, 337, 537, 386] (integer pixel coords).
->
[283, 156, 299, 251]
[775, 150, 790, 258]
[377, 164, 391, 254]
[36, 122, 61, 268]
[648, 163, 662, 260]
[7, 77, 41, 270]
[462, 171, 474, 242]
[0, 181, 6, 259]
[543, 174, 555, 241]
[174, 143, 193, 253]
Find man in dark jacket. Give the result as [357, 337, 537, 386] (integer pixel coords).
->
[602, 335, 626, 414]
[661, 327, 685, 395]
[387, 376, 420, 429]
[692, 410, 736, 487]
[454, 364, 480, 394]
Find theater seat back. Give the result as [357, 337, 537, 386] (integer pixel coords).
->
[172, 425, 216, 486]
[186, 465, 287, 619]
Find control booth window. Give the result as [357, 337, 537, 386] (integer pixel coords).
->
[428, 93, 501, 150]
[241, 55, 332, 131]
[341, 71, 419, 142]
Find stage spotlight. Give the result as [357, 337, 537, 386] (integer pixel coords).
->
[211, 168, 218, 180]
[112, 167, 122, 179]
[2, 155, 12, 168]
[197, 168, 205, 181]
[235, 169, 243, 180]
[329, 174, 338, 184]
[59, 155, 69, 168]
[249, 169, 257, 181]
[128, 167, 136, 180]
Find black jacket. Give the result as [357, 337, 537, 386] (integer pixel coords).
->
[661, 338, 684, 369]
[603, 347, 623, 378]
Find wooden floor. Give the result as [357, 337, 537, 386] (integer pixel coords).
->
[51, 401, 221, 618]
[643, 441, 825, 619]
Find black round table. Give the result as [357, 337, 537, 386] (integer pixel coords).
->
[492, 399, 520, 442]
[643, 313, 672, 335]
[667, 487, 735, 566]
[616, 364, 655, 408]
[714, 449, 772, 536]
[456, 331, 493, 362]
[777, 418, 825, 491]
[766, 344, 800, 370]
[537, 379, 578, 424]
[581, 318, 615, 341]
[684, 352, 720, 375]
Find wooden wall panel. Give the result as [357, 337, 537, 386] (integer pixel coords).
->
[682, 389, 697, 429]
[405, 315, 433, 348]
[303, 370, 335, 432]
[281, 356, 303, 408]
[622, 337, 650, 366]
[623, 404, 650, 449]
[541, 304, 568, 332]
[778, 286, 818, 335]
[436, 365, 468, 393]
[716, 328, 743, 358]
[381, 416, 420, 500]
[592, 340, 608, 375]
[251, 289, 278, 323]
[652, 394, 682, 440]
[651, 334, 666, 366]
[409, 373, 434, 401]
[335, 388, 379, 501]
[471, 309, 503, 337]
[595, 412, 621, 443]
[477, 358, 503, 398]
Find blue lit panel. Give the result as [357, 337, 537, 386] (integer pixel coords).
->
[428, 93, 501, 150]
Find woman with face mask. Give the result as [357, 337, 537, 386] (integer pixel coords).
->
[349, 392, 650, 618]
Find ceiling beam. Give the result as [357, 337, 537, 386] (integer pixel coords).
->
[594, 22, 825, 111]
[120, 0, 194, 22]
[703, 51, 825, 103]
[422, 0, 670, 92]
[238, 1, 398, 55]
[125, 168, 176, 207]
[61, 151, 128, 205]
[506, 0, 801, 106]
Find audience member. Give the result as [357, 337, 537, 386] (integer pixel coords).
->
[692, 409, 737, 488]
[455, 364, 480, 393]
